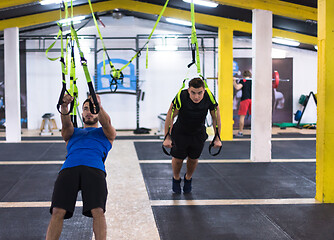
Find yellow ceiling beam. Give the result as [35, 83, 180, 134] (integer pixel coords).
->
[215, 0, 317, 21]
[0, 0, 39, 9]
[0, 0, 317, 45]
[273, 28, 316, 45]
[0, 0, 251, 32]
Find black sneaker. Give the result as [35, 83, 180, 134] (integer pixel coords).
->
[237, 132, 243, 137]
[172, 177, 181, 194]
[183, 173, 192, 193]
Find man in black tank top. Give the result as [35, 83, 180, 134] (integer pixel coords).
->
[233, 70, 252, 137]
[163, 78, 222, 194]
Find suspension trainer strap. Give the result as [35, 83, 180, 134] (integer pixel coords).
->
[187, 0, 200, 73]
[45, 28, 62, 61]
[199, 75, 222, 155]
[162, 79, 186, 156]
[88, 0, 170, 91]
[56, 26, 75, 115]
[87, 0, 122, 89]
[69, 39, 79, 127]
[120, 0, 170, 71]
[70, 24, 100, 114]
[162, 130, 172, 156]
[209, 125, 222, 156]
[47, 2, 73, 115]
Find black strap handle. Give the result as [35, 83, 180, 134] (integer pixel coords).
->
[187, 43, 196, 68]
[162, 132, 172, 156]
[209, 127, 222, 156]
[87, 81, 100, 114]
[56, 82, 75, 115]
[71, 114, 78, 128]
[109, 70, 124, 93]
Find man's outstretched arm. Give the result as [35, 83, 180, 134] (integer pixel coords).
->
[95, 95, 116, 144]
[210, 106, 222, 147]
[61, 94, 74, 143]
[163, 103, 179, 148]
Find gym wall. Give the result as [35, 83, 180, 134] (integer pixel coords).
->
[24, 16, 317, 130]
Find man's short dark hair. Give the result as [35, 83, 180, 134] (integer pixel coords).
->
[243, 70, 252, 78]
[82, 98, 91, 108]
[189, 78, 205, 88]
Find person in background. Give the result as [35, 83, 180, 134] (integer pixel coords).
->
[233, 70, 252, 137]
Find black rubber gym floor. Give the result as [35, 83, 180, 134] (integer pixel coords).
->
[0, 143, 91, 240]
[136, 136, 334, 240]
[0, 143, 66, 161]
[140, 162, 315, 200]
[134, 140, 316, 160]
[152, 204, 334, 240]
[0, 207, 92, 240]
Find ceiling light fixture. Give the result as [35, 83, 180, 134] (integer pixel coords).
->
[272, 38, 300, 47]
[182, 0, 218, 8]
[58, 16, 85, 25]
[40, 0, 74, 5]
[314, 45, 318, 50]
[155, 45, 178, 51]
[166, 18, 192, 26]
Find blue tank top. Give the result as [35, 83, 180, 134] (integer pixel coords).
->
[61, 127, 112, 172]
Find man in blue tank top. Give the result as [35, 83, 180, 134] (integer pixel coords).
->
[163, 78, 222, 194]
[46, 94, 116, 240]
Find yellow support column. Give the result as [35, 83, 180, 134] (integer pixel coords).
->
[316, 0, 334, 203]
[218, 27, 233, 140]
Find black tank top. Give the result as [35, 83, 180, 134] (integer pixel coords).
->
[240, 79, 252, 101]
[173, 90, 217, 135]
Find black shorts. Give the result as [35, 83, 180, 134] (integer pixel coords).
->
[50, 165, 108, 219]
[171, 128, 208, 160]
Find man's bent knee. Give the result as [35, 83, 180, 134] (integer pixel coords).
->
[91, 208, 105, 218]
[172, 157, 184, 162]
[52, 207, 66, 219]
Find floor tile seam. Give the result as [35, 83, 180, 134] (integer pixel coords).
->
[276, 163, 316, 185]
[205, 162, 251, 199]
[138, 159, 316, 163]
[0, 140, 64, 143]
[0, 201, 83, 208]
[149, 198, 320, 206]
[234, 138, 316, 141]
[254, 204, 294, 240]
[36, 142, 56, 160]
[0, 161, 64, 165]
[0, 165, 36, 202]
[132, 138, 316, 143]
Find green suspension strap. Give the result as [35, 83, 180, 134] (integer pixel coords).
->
[70, 24, 100, 114]
[52, 2, 75, 116]
[68, 1, 79, 126]
[201, 75, 221, 156]
[119, 0, 170, 71]
[69, 39, 79, 127]
[87, 0, 170, 92]
[190, 1, 221, 156]
[87, 0, 121, 92]
[187, 0, 200, 74]
[161, 79, 186, 156]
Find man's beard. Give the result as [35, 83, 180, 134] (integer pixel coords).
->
[83, 116, 98, 125]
